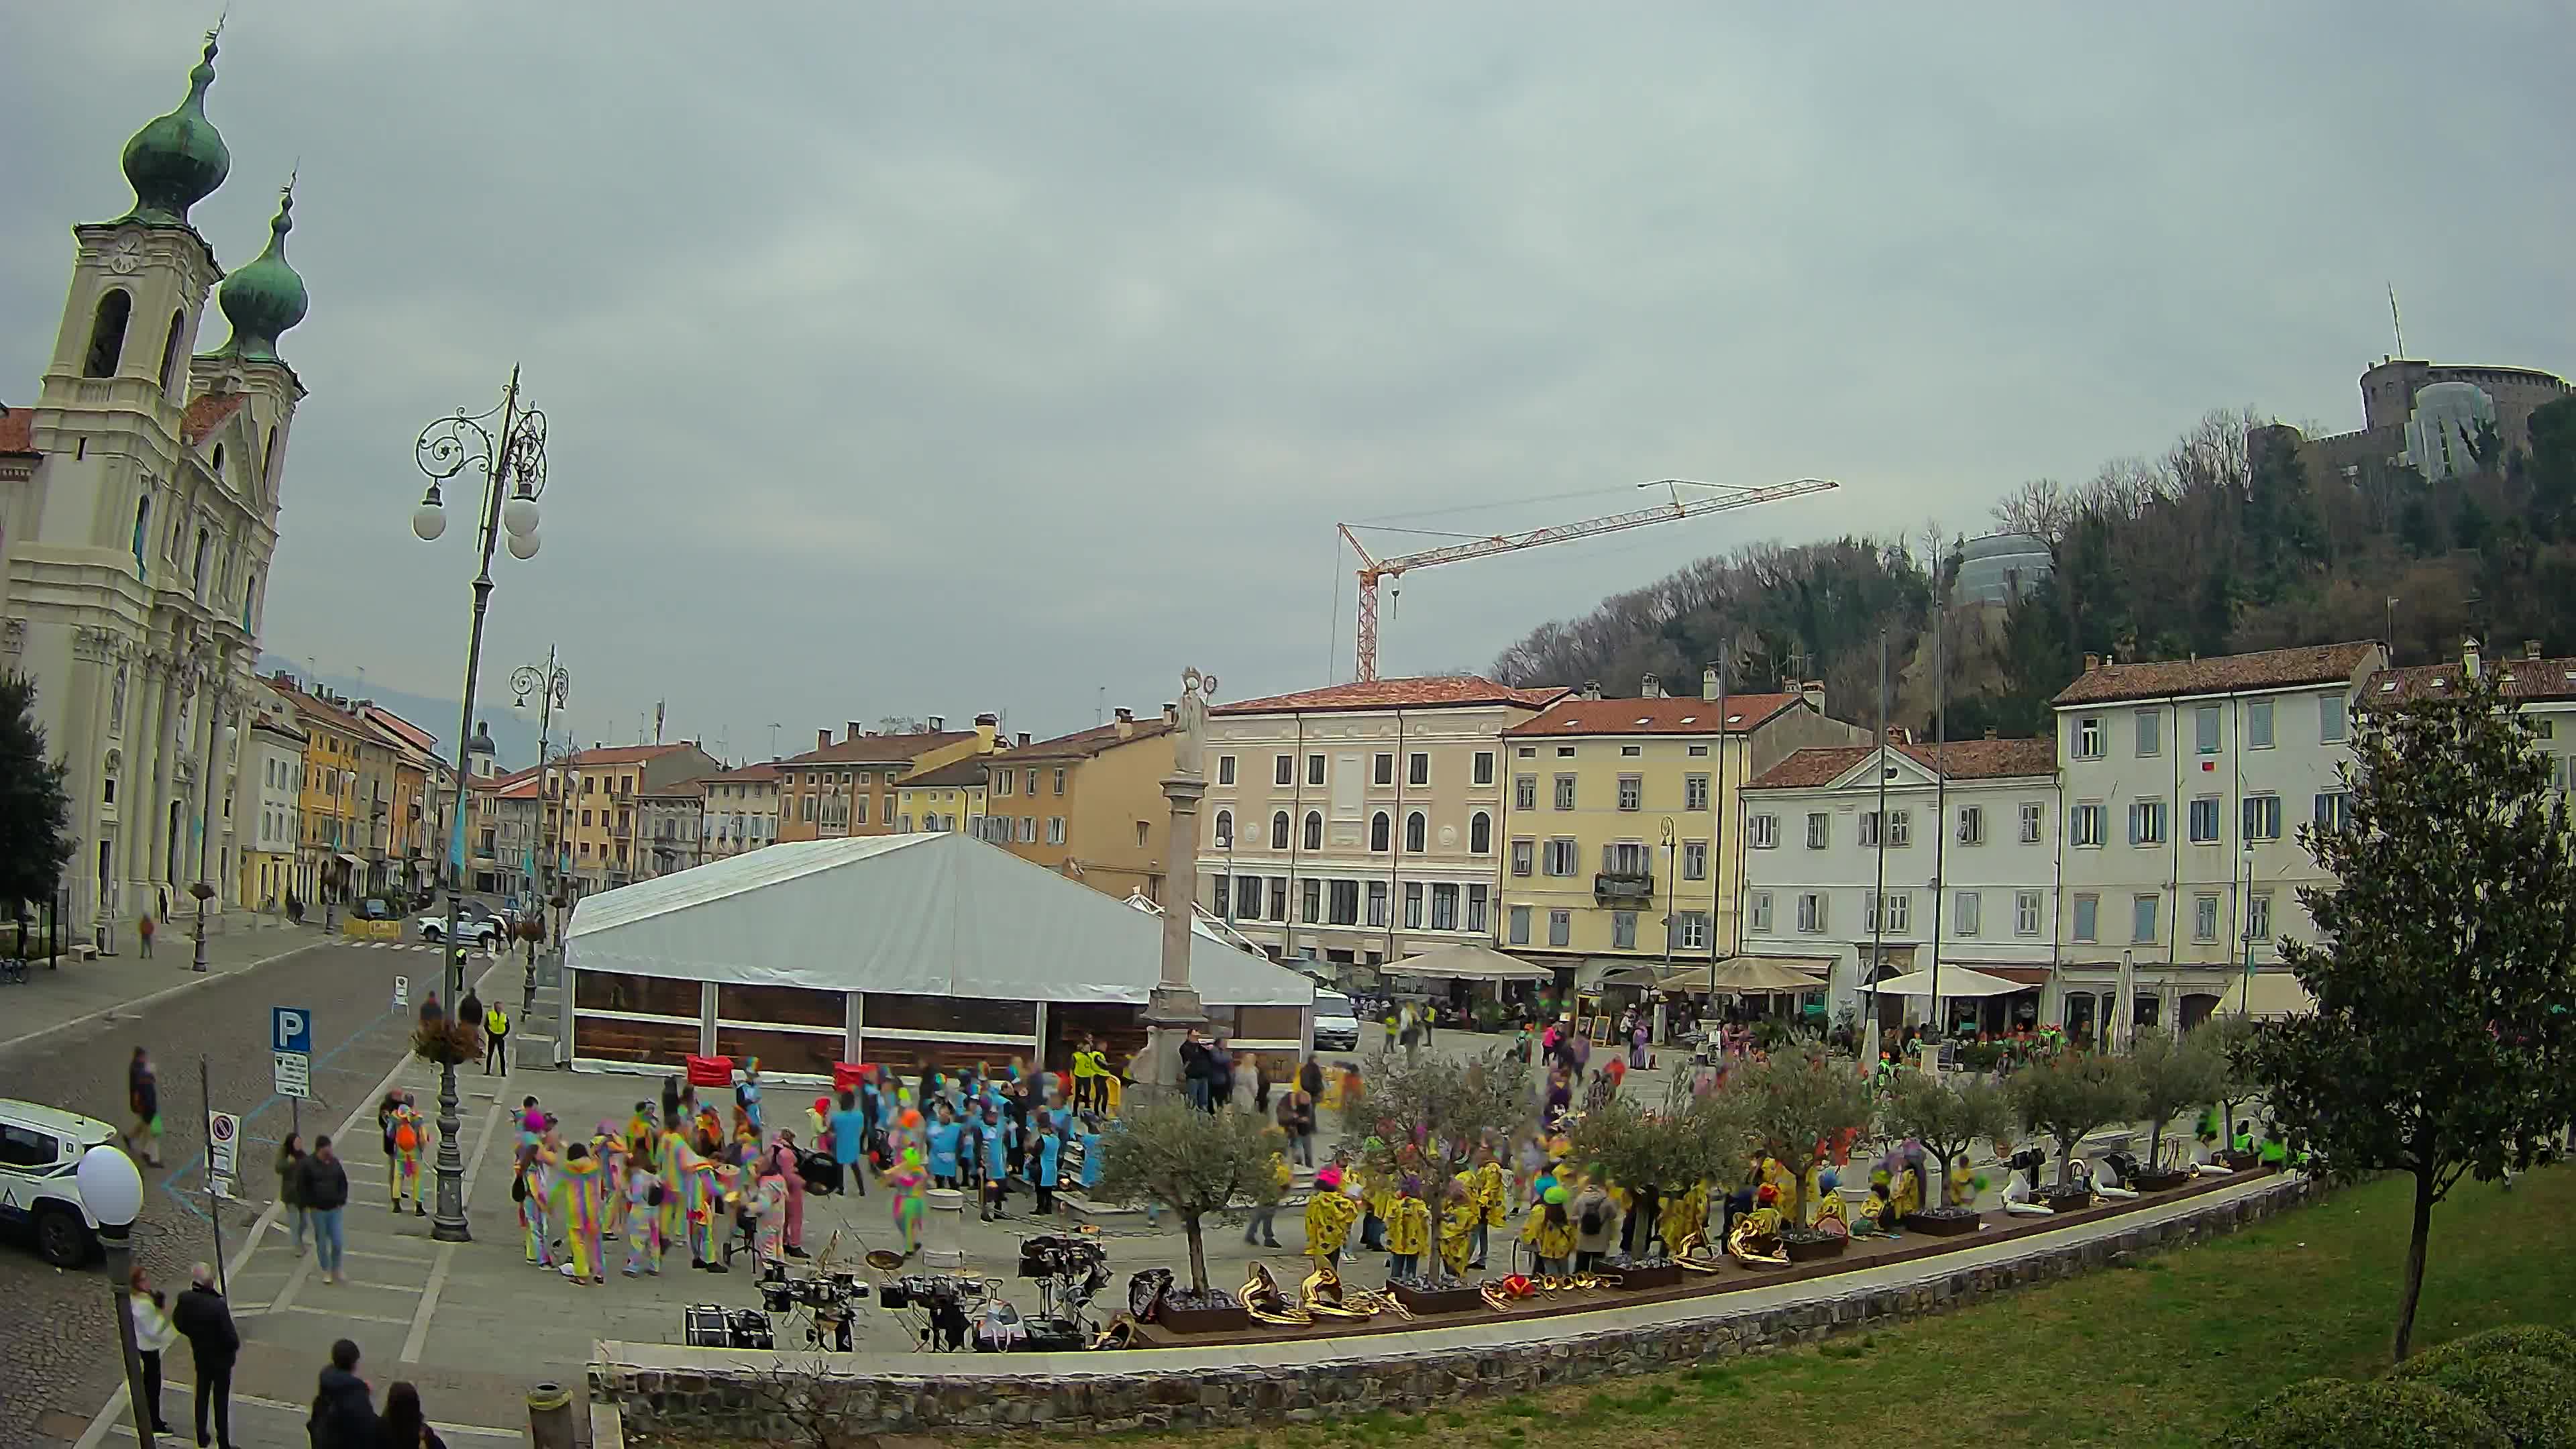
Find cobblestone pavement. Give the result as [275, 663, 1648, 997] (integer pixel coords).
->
[0, 934, 498, 1449]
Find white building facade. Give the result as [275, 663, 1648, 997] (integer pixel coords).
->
[1739, 737, 2061, 1035]
[239, 700, 303, 910]
[2, 36, 310, 942]
[2049, 642, 2385, 1042]
[1196, 677, 1564, 973]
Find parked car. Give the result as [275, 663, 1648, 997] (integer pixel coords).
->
[351, 897, 398, 922]
[417, 908, 504, 948]
[1311, 991, 1362, 1052]
[0, 1099, 121, 1267]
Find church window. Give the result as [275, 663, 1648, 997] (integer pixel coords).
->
[211, 443, 225, 478]
[193, 528, 211, 600]
[85, 289, 132, 378]
[157, 311, 186, 396]
[131, 496, 151, 576]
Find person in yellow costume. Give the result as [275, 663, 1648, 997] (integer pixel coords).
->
[1758, 1154, 1801, 1225]
[1303, 1164, 1361, 1267]
[1811, 1188, 1851, 1238]
[1889, 1153, 1925, 1222]
[1727, 1183, 1788, 1267]
[1383, 1186, 1430, 1281]
[1521, 1185, 1575, 1275]
[1659, 1179, 1709, 1254]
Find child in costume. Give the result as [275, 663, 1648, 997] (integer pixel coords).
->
[1437, 1177, 1476, 1281]
[886, 1146, 929, 1256]
[1384, 1179, 1430, 1281]
[545, 1140, 609, 1285]
[1303, 1164, 1360, 1267]
[621, 1155, 664, 1275]
[1522, 1186, 1574, 1275]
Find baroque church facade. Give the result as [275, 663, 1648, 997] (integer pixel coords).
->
[0, 32, 310, 942]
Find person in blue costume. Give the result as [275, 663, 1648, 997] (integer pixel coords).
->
[1030, 1110, 1064, 1216]
[927, 1102, 965, 1189]
[1074, 1116, 1106, 1191]
[979, 1104, 1013, 1220]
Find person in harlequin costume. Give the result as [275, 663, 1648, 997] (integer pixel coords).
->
[516, 1129, 554, 1266]
[1303, 1164, 1360, 1267]
[1383, 1177, 1430, 1281]
[621, 1152, 664, 1275]
[670, 1125, 733, 1272]
[887, 1145, 930, 1256]
[751, 1149, 790, 1265]
[543, 1140, 609, 1285]
[388, 1095, 427, 1216]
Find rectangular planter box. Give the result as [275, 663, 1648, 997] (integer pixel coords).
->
[2127, 1169, 2192, 1193]
[1782, 1234, 1848, 1263]
[1900, 1211, 1982, 1238]
[2038, 1190, 2093, 1214]
[2221, 1150, 2263, 1171]
[1156, 1302, 1250, 1336]
[1391, 1281, 1486, 1316]
[1609, 1262, 1683, 1290]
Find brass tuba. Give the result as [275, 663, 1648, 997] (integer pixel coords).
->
[1242, 1261, 1313, 1327]
[1299, 1259, 1377, 1320]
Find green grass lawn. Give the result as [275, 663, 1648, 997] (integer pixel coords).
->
[1051, 1165, 2576, 1449]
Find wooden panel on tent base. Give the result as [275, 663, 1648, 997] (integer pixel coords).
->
[863, 993, 1037, 1036]
[574, 1014, 700, 1066]
[857, 1033, 1040, 1075]
[576, 970, 705, 1019]
[714, 1024, 843, 1078]
[716, 983, 844, 1030]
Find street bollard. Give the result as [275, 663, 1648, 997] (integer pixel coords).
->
[525, 1383, 574, 1449]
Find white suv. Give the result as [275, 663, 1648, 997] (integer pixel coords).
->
[0, 1099, 121, 1267]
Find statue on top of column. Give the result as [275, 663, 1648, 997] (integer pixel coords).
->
[1172, 667, 1219, 780]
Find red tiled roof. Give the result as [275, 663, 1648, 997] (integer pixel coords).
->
[1214, 676, 1568, 716]
[494, 774, 541, 800]
[358, 704, 439, 759]
[637, 778, 707, 799]
[566, 743, 693, 767]
[1503, 694, 1802, 737]
[2372, 654, 2576, 705]
[898, 757, 991, 789]
[1746, 737, 2057, 791]
[700, 762, 781, 784]
[776, 731, 975, 767]
[180, 392, 248, 446]
[990, 717, 1173, 761]
[0, 407, 34, 456]
[2051, 642, 2381, 707]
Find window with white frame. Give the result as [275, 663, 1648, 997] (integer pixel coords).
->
[1374, 753, 1395, 786]
[1681, 839, 1707, 880]
[1046, 816, 1066, 845]
[1508, 904, 1531, 945]
[1543, 837, 1578, 876]
[1548, 909, 1570, 947]
[1270, 811, 1291, 849]
[1511, 839, 1535, 876]
[1888, 808, 1911, 846]
[2075, 716, 2104, 759]
[2196, 704, 2221, 754]
[2015, 890, 2042, 936]
[1684, 773, 1709, 810]
[1955, 890, 1981, 937]
[2247, 700, 2275, 749]
[1466, 883, 1489, 933]
[1859, 810, 1882, 847]
[2129, 798, 2167, 846]
[1469, 811, 1492, 853]
[2320, 694, 2347, 744]
[1274, 754, 1294, 786]
[2135, 708, 2161, 757]
[1217, 755, 1235, 785]
[1796, 892, 1826, 932]
[2019, 800, 2043, 843]
[2190, 796, 2222, 844]
[2242, 794, 2283, 841]
[2246, 890, 2273, 943]
[1806, 812, 1829, 849]
[1956, 804, 1983, 845]
[1472, 751, 1495, 786]
[1303, 878, 1323, 923]
[1610, 908, 1634, 949]
[1304, 810, 1324, 851]
[2132, 893, 2159, 943]
[1370, 812, 1391, 852]
[1617, 775, 1642, 810]
[1405, 883, 1426, 928]
[1884, 891, 1910, 933]
[1554, 775, 1576, 810]
[1407, 753, 1430, 787]
[1514, 775, 1537, 810]
[1327, 879, 1359, 926]
[2071, 802, 2104, 847]
[1214, 810, 1233, 847]
[1366, 879, 1387, 926]
[2194, 893, 2220, 943]
[1750, 891, 1773, 932]
[1676, 911, 1709, 950]
[2313, 790, 2350, 833]
[1750, 813, 1778, 849]
[1307, 754, 1326, 786]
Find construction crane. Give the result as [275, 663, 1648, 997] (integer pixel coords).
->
[1338, 476, 1841, 682]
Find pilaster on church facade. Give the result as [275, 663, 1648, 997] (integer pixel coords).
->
[1, 29, 313, 941]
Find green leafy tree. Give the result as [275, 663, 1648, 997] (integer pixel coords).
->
[2196, 1013, 2265, 1152]
[1342, 1049, 1532, 1287]
[2129, 1030, 2229, 1172]
[0, 672, 73, 930]
[1095, 1099, 1281, 1297]
[1727, 1047, 1874, 1221]
[2247, 667, 2576, 1361]
[2008, 1051, 2138, 1187]
[1880, 1069, 2015, 1208]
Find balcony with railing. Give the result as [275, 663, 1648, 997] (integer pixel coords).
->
[1593, 870, 1654, 902]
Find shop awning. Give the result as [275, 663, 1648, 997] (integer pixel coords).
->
[1634, 956, 1829, 995]
[2217, 970, 2316, 1018]
[1866, 965, 2023, 998]
[333, 853, 365, 868]
[1385, 943, 1555, 981]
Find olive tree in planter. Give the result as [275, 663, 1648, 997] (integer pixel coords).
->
[2198, 1013, 2265, 1165]
[1095, 1099, 1279, 1316]
[1729, 1046, 1874, 1225]
[1880, 1068, 2015, 1226]
[1345, 1048, 1533, 1301]
[2008, 1050, 2137, 1195]
[1567, 1079, 1745, 1267]
[2129, 1029, 2228, 1183]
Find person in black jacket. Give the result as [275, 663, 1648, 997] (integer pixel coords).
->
[170, 1263, 239, 1449]
[297, 1136, 352, 1284]
[309, 1339, 376, 1449]
[1178, 1030, 1212, 1112]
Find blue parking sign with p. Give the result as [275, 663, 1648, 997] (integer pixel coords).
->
[272, 1006, 311, 1055]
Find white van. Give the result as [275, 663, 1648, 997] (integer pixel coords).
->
[1312, 991, 1362, 1052]
[0, 1099, 121, 1266]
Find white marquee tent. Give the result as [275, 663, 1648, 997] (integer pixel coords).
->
[561, 833, 1315, 1077]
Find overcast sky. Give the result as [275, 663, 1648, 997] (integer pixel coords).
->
[6, 4, 2569, 760]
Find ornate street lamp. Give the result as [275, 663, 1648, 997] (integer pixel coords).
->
[79, 1144, 153, 1448]
[411, 368, 549, 1242]
[512, 649, 570, 1005]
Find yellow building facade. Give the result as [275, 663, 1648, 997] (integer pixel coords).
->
[893, 757, 988, 835]
[987, 710, 1176, 901]
[775, 715, 1001, 844]
[1498, 676, 1862, 979]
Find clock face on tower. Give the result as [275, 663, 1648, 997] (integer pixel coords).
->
[107, 237, 143, 276]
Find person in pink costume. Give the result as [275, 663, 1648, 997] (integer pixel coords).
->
[885, 1145, 929, 1257]
[765, 1130, 808, 1258]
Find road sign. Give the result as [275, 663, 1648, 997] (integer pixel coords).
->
[273, 1051, 311, 1098]
[392, 975, 410, 1008]
[272, 1006, 311, 1055]
[207, 1110, 239, 1179]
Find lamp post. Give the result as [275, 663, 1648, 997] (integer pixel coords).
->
[78, 1144, 152, 1448]
[512, 649, 570, 970]
[191, 696, 237, 974]
[411, 367, 551, 1243]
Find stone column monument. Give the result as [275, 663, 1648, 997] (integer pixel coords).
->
[1139, 667, 1217, 1098]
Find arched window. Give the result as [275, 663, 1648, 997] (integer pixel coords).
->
[211, 443, 225, 478]
[241, 570, 257, 629]
[131, 495, 151, 576]
[1213, 809, 1232, 848]
[1302, 810, 1323, 851]
[1270, 811, 1290, 850]
[1405, 811, 1427, 853]
[85, 289, 132, 378]
[193, 527, 211, 601]
[263, 425, 279, 490]
[1369, 811, 1390, 852]
[157, 310, 186, 396]
[1470, 810, 1492, 854]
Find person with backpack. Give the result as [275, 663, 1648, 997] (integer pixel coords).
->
[1571, 1177, 1619, 1273]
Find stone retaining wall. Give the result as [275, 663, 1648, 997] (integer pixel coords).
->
[598, 1177, 2314, 1439]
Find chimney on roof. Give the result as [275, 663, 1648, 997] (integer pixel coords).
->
[1162, 701, 1178, 727]
[1016, 732, 1031, 747]
[1582, 680, 1602, 701]
[1114, 707, 1134, 739]
[1640, 672, 1663, 699]
[1984, 727, 1998, 740]
[1800, 680, 1825, 711]
[818, 729, 831, 751]
[928, 714, 945, 731]
[973, 712, 998, 751]
[2463, 636, 2482, 680]
[2083, 652, 2101, 672]
[847, 722, 863, 741]
[1702, 665, 1721, 702]
[2527, 639, 2544, 661]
